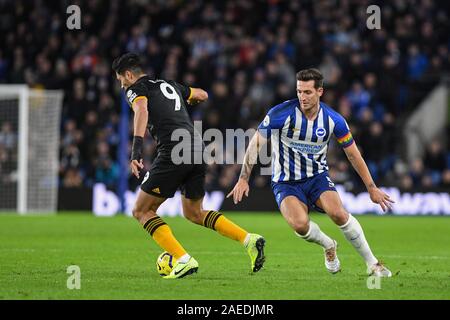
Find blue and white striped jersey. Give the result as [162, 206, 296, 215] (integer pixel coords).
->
[258, 99, 354, 183]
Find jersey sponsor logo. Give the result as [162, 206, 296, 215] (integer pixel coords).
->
[263, 115, 270, 127]
[289, 141, 325, 154]
[316, 127, 326, 138]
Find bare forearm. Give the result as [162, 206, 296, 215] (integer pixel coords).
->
[239, 132, 266, 181]
[133, 109, 148, 137]
[346, 149, 376, 190]
[344, 143, 394, 211]
[239, 151, 256, 182]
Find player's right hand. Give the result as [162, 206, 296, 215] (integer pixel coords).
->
[130, 159, 144, 179]
[227, 178, 250, 204]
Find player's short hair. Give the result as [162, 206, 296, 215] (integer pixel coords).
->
[112, 52, 143, 75]
[296, 68, 324, 89]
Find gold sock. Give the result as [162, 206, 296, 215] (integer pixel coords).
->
[143, 216, 187, 260]
[203, 210, 248, 244]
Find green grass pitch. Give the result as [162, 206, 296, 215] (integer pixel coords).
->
[0, 212, 449, 300]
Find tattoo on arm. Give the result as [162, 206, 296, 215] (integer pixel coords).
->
[239, 144, 256, 181]
[239, 133, 264, 181]
[239, 165, 252, 181]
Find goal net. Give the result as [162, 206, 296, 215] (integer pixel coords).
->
[0, 85, 63, 214]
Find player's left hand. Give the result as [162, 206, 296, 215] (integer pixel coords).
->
[130, 159, 144, 179]
[369, 187, 395, 212]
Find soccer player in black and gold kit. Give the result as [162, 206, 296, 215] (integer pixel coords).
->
[112, 53, 265, 279]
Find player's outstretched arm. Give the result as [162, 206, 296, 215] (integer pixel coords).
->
[227, 131, 268, 204]
[343, 142, 395, 212]
[130, 97, 148, 179]
[187, 88, 208, 105]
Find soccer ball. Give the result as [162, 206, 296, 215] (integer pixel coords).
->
[156, 251, 177, 276]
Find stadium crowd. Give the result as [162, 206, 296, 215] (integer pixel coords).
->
[0, 0, 449, 193]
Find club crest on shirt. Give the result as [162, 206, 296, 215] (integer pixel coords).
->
[127, 90, 137, 104]
[316, 127, 326, 138]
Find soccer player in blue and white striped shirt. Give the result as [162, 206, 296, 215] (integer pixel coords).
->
[228, 68, 394, 277]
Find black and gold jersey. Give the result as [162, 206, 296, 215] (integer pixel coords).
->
[125, 75, 202, 157]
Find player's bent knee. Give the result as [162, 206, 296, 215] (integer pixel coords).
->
[132, 207, 158, 225]
[132, 207, 153, 221]
[292, 219, 309, 235]
[132, 207, 146, 221]
[329, 208, 348, 225]
[183, 209, 204, 225]
[132, 207, 140, 220]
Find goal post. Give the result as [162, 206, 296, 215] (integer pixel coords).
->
[0, 85, 63, 214]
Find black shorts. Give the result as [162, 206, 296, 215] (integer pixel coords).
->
[140, 156, 206, 200]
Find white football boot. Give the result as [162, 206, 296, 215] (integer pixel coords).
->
[368, 261, 392, 277]
[324, 240, 341, 274]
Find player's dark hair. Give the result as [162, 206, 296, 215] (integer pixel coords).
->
[112, 52, 143, 75]
[296, 68, 324, 89]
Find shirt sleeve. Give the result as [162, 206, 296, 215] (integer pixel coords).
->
[333, 113, 354, 148]
[168, 80, 192, 101]
[125, 83, 147, 108]
[257, 107, 286, 138]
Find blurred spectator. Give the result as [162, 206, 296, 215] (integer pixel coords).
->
[442, 170, 450, 187]
[248, 69, 274, 110]
[407, 44, 429, 80]
[346, 82, 371, 120]
[63, 168, 83, 187]
[424, 141, 447, 173]
[95, 157, 119, 188]
[319, 54, 341, 87]
[409, 158, 425, 186]
[423, 141, 448, 185]
[399, 174, 413, 190]
[60, 144, 81, 173]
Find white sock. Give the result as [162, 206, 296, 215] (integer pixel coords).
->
[296, 221, 335, 250]
[339, 214, 378, 266]
[177, 254, 191, 264]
